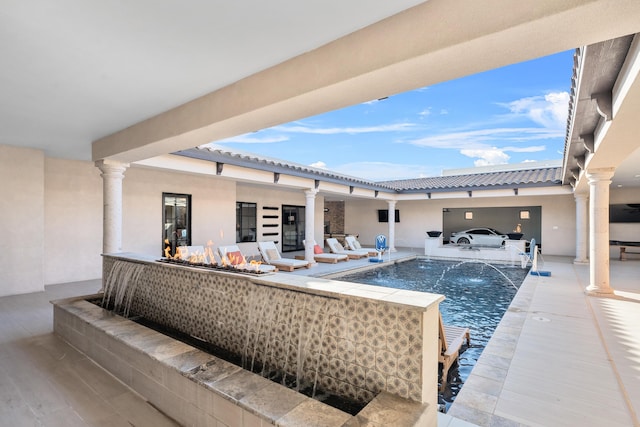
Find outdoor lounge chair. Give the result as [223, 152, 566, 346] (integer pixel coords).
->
[344, 235, 378, 256]
[217, 245, 277, 273]
[439, 312, 470, 391]
[325, 237, 369, 259]
[303, 240, 349, 263]
[257, 241, 310, 272]
[176, 245, 209, 263]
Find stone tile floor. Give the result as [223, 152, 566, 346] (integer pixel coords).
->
[445, 256, 640, 427]
[0, 279, 180, 426]
[1, 251, 639, 426]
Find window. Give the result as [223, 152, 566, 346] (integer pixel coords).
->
[282, 205, 305, 251]
[471, 229, 490, 235]
[163, 193, 191, 257]
[236, 202, 257, 242]
[377, 209, 400, 223]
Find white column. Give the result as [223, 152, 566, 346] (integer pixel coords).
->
[574, 192, 589, 264]
[387, 200, 397, 252]
[585, 168, 615, 296]
[96, 160, 129, 254]
[304, 189, 318, 265]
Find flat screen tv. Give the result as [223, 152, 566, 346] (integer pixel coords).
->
[378, 209, 400, 223]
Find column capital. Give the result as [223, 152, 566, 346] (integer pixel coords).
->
[574, 192, 588, 201]
[585, 168, 615, 183]
[95, 159, 130, 176]
[304, 188, 319, 198]
[387, 200, 397, 207]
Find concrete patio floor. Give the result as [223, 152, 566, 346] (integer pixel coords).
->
[444, 256, 640, 427]
[1, 250, 638, 426]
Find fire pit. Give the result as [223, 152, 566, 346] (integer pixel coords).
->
[157, 257, 271, 275]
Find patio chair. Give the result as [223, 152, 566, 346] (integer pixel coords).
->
[176, 245, 209, 263]
[217, 245, 277, 273]
[325, 237, 369, 259]
[303, 240, 349, 263]
[257, 241, 310, 272]
[439, 312, 470, 391]
[344, 235, 378, 256]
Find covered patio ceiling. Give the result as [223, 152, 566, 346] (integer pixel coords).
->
[2, 1, 640, 188]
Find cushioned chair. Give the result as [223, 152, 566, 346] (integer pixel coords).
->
[303, 240, 349, 264]
[439, 312, 470, 392]
[217, 245, 277, 273]
[325, 237, 369, 259]
[176, 245, 209, 263]
[257, 241, 310, 272]
[344, 236, 378, 256]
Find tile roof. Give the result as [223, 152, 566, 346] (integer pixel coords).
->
[377, 167, 563, 192]
[177, 146, 564, 193]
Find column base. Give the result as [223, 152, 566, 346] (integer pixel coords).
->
[585, 284, 614, 296]
[573, 258, 589, 265]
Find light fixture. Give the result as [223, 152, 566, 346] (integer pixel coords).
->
[520, 210, 530, 220]
[465, 211, 473, 220]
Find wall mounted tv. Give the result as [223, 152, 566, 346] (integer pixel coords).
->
[378, 209, 400, 223]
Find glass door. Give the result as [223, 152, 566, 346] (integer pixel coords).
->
[163, 193, 191, 257]
[281, 205, 305, 252]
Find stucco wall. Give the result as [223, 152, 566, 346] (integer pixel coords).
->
[236, 185, 325, 255]
[345, 194, 577, 256]
[44, 158, 103, 285]
[4, 141, 636, 298]
[0, 145, 45, 296]
[122, 166, 236, 258]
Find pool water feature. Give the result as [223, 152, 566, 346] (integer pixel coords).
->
[338, 258, 528, 410]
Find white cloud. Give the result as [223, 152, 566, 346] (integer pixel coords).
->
[310, 161, 327, 169]
[457, 144, 546, 166]
[440, 109, 449, 115]
[330, 161, 440, 181]
[502, 145, 546, 153]
[460, 148, 510, 166]
[419, 108, 431, 117]
[406, 127, 560, 150]
[503, 91, 569, 129]
[271, 122, 416, 135]
[215, 134, 289, 144]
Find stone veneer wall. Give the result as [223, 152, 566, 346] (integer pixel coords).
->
[324, 201, 345, 234]
[102, 255, 440, 405]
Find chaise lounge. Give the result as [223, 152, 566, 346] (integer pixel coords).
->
[439, 312, 471, 391]
[344, 235, 379, 257]
[326, 237, 369, 259]
[303, 240, 349, 264]
[217, 244, 278, 273]
[257, 241, 311, 272]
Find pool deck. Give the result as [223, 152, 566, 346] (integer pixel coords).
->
[1, 249, 639, 426]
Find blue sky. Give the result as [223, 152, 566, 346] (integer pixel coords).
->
[209, 50, 574, 181]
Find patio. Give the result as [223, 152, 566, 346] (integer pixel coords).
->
[1, 253, 638, 426]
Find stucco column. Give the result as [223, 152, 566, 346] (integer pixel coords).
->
[574, 192, 589, 264]
[585, 168, 615, 296]
[304, 189, 318, 265]
[387, 200, 397, 252]
[96, 160, 129, 255]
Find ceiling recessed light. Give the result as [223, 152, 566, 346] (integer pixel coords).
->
[617, 184, 623, 187]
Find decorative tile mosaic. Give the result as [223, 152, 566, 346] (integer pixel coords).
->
[102, 256, 426, 403]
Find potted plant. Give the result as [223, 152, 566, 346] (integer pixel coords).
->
[427, 231, 442, 238]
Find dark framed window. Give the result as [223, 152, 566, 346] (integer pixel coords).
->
[163, 193, 191, 257]
[377, 209, 400, 223]
[282, 205, 305, 252]
[236, 202, 257, 242]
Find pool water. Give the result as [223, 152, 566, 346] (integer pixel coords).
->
[339, 258, 528, 409]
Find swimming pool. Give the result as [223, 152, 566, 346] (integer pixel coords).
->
[338, 258, 528, 410]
